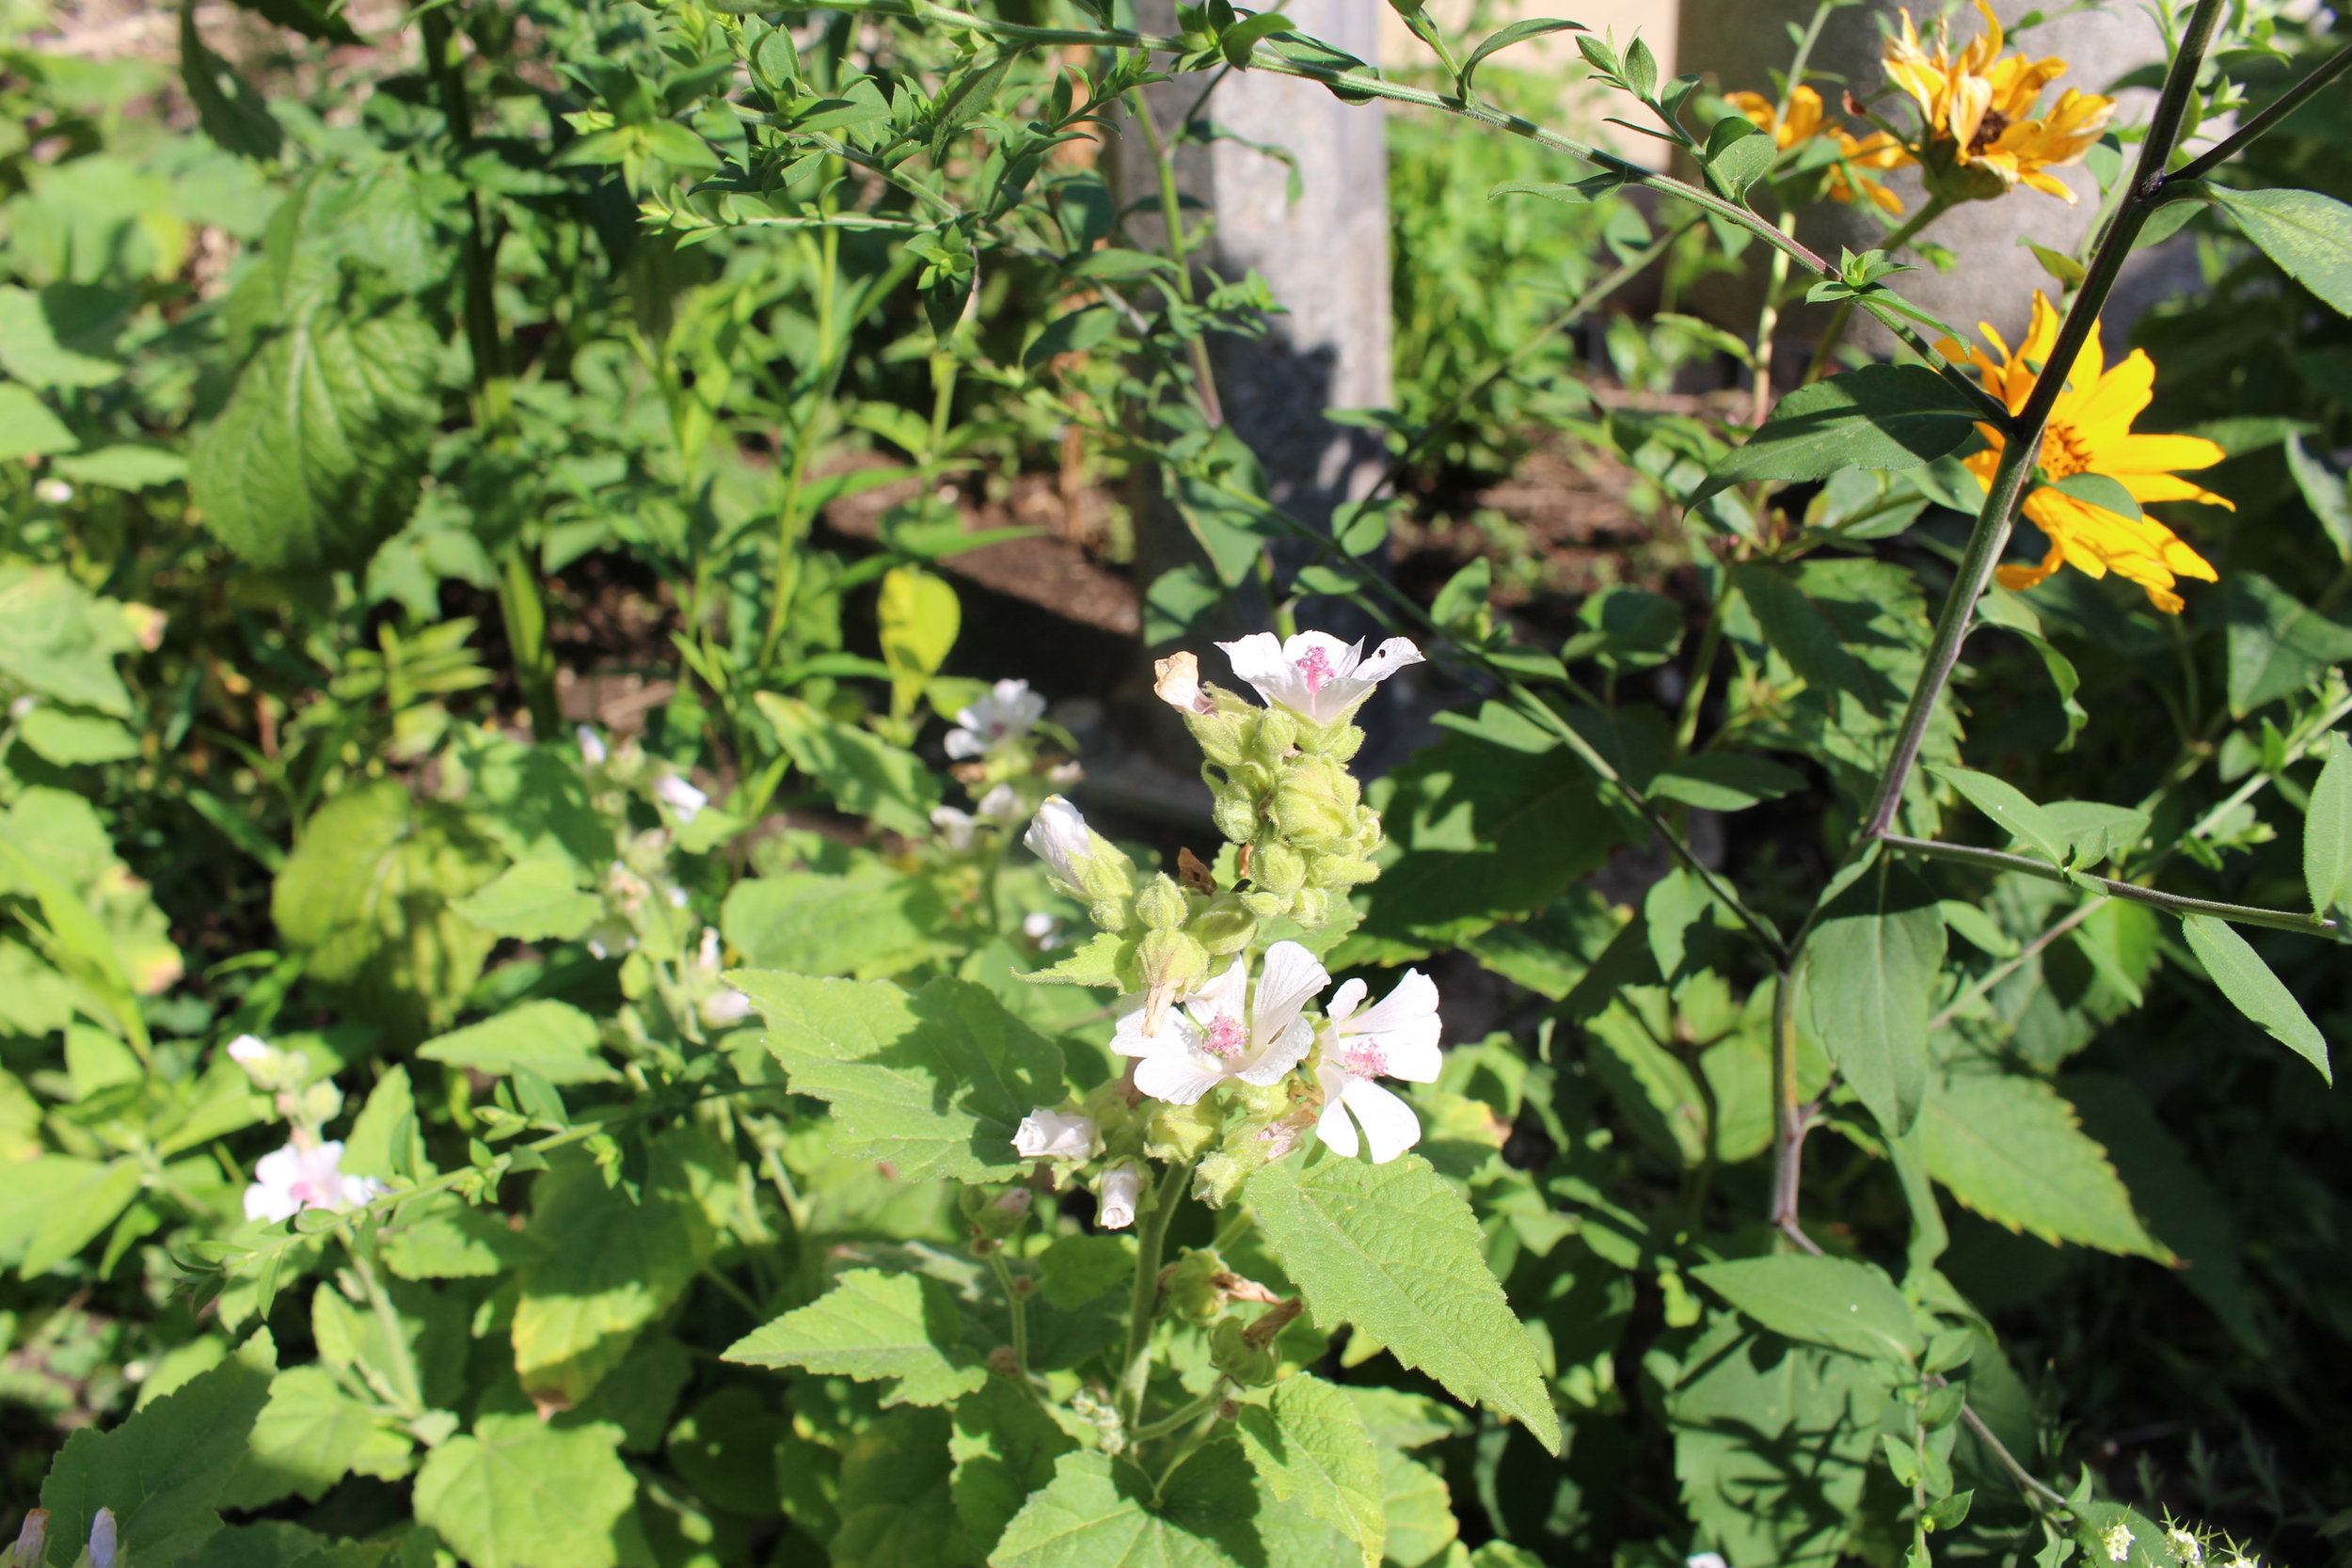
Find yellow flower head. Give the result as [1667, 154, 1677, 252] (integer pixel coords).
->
[1883, 1, 2115, 203]
[1942, 292, 2233, 615]
[1725, 85, 1913, 214]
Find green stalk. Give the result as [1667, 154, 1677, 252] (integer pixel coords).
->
[1882, 834, 2337, 935]
[1799, 195, 1951, 386]
[1125, 87, 1224, 428]
[1117, 1162, 1191, 1429]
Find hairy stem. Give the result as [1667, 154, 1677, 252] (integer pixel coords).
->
[1125, 87, 1225, 428]
[1118, 1162, 1192, 1429]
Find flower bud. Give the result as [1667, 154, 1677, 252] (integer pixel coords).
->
[1012, 1107, 1098, 1161]
[1271, 757, 1359, 847]
[10, 1511, 48, 1568]
[1165, 1248, 1229, 1323]
[1133, 873, 1188, 931]
[85, 1508, 117, 1568]
[1252, 843, 1307, 897]
[1189, 894, 1258, 956]
[1239, 889, 1291, 920]
[1025, 796, 1136, 911]
[961, 1184, 1035, 1240]
[1293, 887, 1335, 927]
[1295, 719, 1365, 761]
[1248, 707, 1299, 766]
[1143, 1097, 1219, 1164]
[577, 726, 609, 768]
[1133, 928, 1210, 1035]
[1096, 1162, 1143, 1229]
[1211, 793, 1259, 845]
[1208, 1318, 1278, 1387]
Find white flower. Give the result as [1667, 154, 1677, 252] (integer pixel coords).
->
[946, 679, 1046, 760]
[2104, 1522, 2136, 1563]
[86, 1508, 116, 1568]
[1152, 651, 1215, 715]
[931, 805, 977, 851]
[1097, 1162, 1142, 1228]
[36, 477, 73, 505]
[1024, 795, 1097, 887]
[700, 990, 753, 1027]
[577, 726, 609, 768]
[2166, 1529, 2202, 1566]
[976, 782, 1023, 823]
[1012, 1108, 1097, 1160]
[1313, 970, 1444, 1164]
[1687, 1556, 1729, 1568]
[11, 1510, 46, 1564]
[1022, 911, 1063, 945]
[655, 772, 707, 822]
[1216, 631, 1423, 724]
[1047, 760, 1084, 787]
[227, 1034, 272, 1067]
[1112, 942, 1327, 1105]
[244, 1140, 384, 1224]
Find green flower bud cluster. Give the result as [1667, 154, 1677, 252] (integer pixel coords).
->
[1154, 653, 1382, 929]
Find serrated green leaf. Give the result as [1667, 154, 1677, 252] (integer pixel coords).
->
[420, 1000, 616, 1085]
[2180, 914, 2331, 1082]
[2304, 732, 2352, 920]
[1020, 930, 1129, 989]
[1373, 1447, 1456, 1568]
[40, 1329, 277, 1568]
[2207, 185, 2352, 316]
[950, 1377, 1078, 1555]
[450, 860, 602, 942]
[729, 973, 1064, 1183]
[1690, 1256, 1921, 1364]
[721, 868, 947, 980]
[0, 285, 123, 388]
[1248, 1151, 1559, 1452]
[1234, 1374, 1386, 1568]
[1697, 365, 1980, 506]
[722, 1268, 986, 1406]
[992, 1440, 1336, 1568]
[2285, 435, 2352, 560]
[187, 290, 440, 572]
[1801, 862, 1943, 1136]
[1929, 766, 2069, 865]
[754, 691, 942, 837]
[379, 1197, 546, 1280]
[221, 1366, 412, 1509]
[513, 1142, 714, 1410]
[1921, 1070, 2170, 1257]
[411, 1414, 636, 1568]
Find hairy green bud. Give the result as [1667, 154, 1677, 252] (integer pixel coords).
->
[1209, 1317, 1279, 1387]
[1133, 872, 1188, 931]
[1295, 719, 1364, 762]
[1211, 792, 1260, 845]
[1248, 707, 1299, 766]
[1164, 1248, 1229, 1324]
[1271, 756, 1359, 847]
[1253, 842, 1307, 896]
[1144, 1097, 1219, 1164]
[1189, 892, 1259, 955]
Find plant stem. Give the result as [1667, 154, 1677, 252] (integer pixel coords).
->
[1118, 1162, 1191, 1429]
[1882, 834, 2335, 935]
[1751, 211, 1799, 428]
[1125, 87, 1224, 428]
[2166, 36, 2352, 186]
[1768, 966, 1818, 1249]
[1131, 1382, 1223, 1443]
[985, 1248, 1038, 1395]
[1799, 196, 1951, 386]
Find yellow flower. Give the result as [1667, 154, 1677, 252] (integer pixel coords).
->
[1883, 1, 2115, 203]
[1942, 292, 2232, 615]
[1725, 85, 1912, 214]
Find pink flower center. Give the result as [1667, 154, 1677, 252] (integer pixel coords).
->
[1296, 645, 1336, 694]
[1336, 1039, 1388, 1078]
[1203, 1014, 1248, 1057]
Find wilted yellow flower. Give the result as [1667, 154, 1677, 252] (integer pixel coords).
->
[1725, 85, 1912, 214]
[1943, 292, 2232, 615]
[1883, 1, 2114, 203]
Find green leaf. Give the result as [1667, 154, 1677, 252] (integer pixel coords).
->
[1489, 174, 1626, 207]
[1248, 1150, 1559, 1452]
[40, 1329, 277, 1568]
[2222, 571, 2352, 717]
[2207, 185, 2352, 316]
[950, 1379, 1078, 1555]
[186, 291, 441, 572]
[0, 285, 123, 388]
[1733, 563, 1878, 707]
[271, 783, 500, 1044]
[722, 868, 948, 980]
[0, 383, 76, 461]
[0, 566, 135, 716]
[222, 1366, 411, 1509]
[513, 1142, 714, 1410]
[1459, 17, 1583, 94]
[992, 1441, 1337, 1568]
[722, 1268, 986, 1406]
[729, 973, 1065, 1183]
[1647, 752, 1804, 812]
[419, 1000, 616, 1085]
[1702, 116, 1776, 199]
[2046, 471, 2140, 519]
[15, 1156, 142, 1277]
[1800, 861, 1944, 1136]
[411, 1415, 637, 1568]
[1928, 766, 2069, 865]
[380, 1197, 547, 1280]
[1920, 1069, 2170, 1257]
[1690, 1256, 1922, 1364]
[2285, 435, 2352, 560]
[1233, 1374, 1387, 1568]
[754, 692, 943, 838]
[2180, 913, 2331, 1083]
[450, 860, 602, 942]
[1370, 1448, 1455, 1568]
[181, 2, 283, 160]
[2042, 800, 2149, 868]
[17, 706, 141, 765]
[2305, 732, 2352, 920]
[1696, 365, 1980, 506]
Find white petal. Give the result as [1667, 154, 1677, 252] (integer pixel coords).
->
[1235, 1017, 1315, 1085]
[945, 729, 986, 760]
[1218, 632, 1310, 711]
[1316, 1095, 1361, 1158]
[1341, 1078, 1423, 1164]
[1350, 969, 1438, 1037]
[1353, 637, 1425, 683]
[1136, 1053, 1227, 1105]
[1379, 1034, 1445, 1084]
[1251, 942, 1329, 1040]
[1108, 995, 1162, 1057]
[1182, 957, 1249, 1034]
[1324, 977, 1368, 1028]
[244, 1181, 299, 1223]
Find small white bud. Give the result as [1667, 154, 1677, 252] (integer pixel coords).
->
[1686, 1556, 1729, 1568]
[87, 1508, 117, 1568]
[2166, 1528, 2202, 1566]
[1012, 1108, 1097, 1161]
[1096, 1162, 1142, 1229]
[1024, 795, 1095, 887]
[35, 478, 72, 505]
[655, 772, 707, 821]
[1022, 911, 1062, 945]
[577, 726, 609, 767]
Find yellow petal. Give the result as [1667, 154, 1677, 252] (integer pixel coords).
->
[2065, 348, 2153, 433]
[2100, 432, 2225, 474]
[1995, 534, 2066, 592]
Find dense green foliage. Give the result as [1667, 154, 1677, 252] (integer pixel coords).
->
[4, 1, 2352, 1567]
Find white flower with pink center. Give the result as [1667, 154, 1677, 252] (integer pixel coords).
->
[946, 679, 1047, 760]
[1111, 942, 1329, 1105]
[1312, 970, 1443, 1164]
[243, 1140, 386, 1224]
[1216, 631, 1424, 725]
